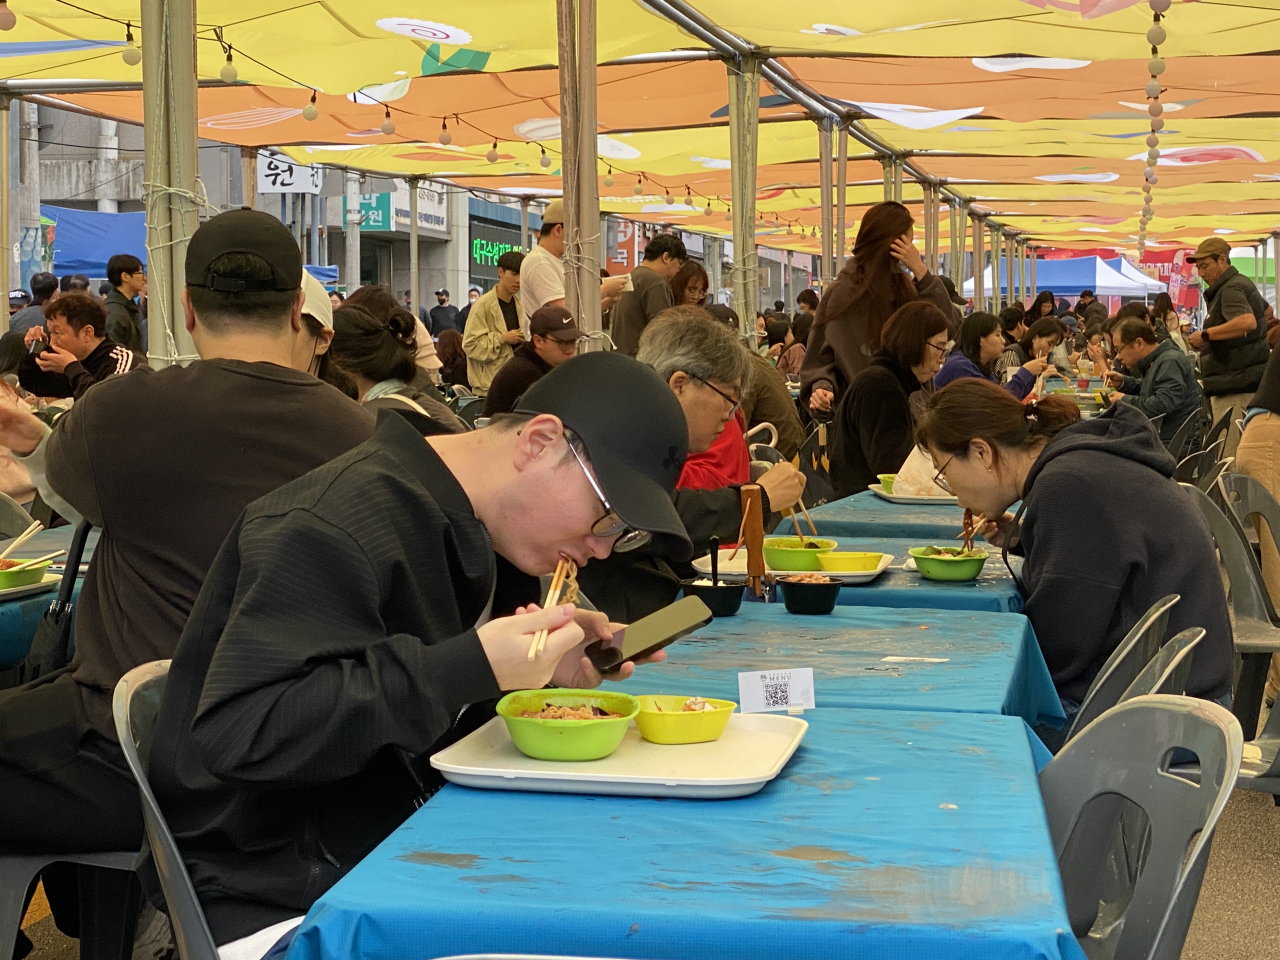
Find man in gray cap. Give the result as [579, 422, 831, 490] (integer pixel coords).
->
[0, 209, 373, 960]
[519, 199, 627, 331]
[144, 351, 690, 954]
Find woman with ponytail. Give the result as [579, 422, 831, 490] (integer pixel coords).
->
[915, 378, 1232, 749]
[329, 304, 466, 431]
[800, 201, 955, 416]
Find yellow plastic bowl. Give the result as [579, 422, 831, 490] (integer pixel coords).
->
[817, 551, 885, 572]
[634, 695, 736, 744]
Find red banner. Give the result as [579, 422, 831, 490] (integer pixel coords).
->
[1140, 248, 1199, 309]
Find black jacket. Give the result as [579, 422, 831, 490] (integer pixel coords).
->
[104, 288, 143, 353]
[1200, 265, 1269, 396]
[1016, 403, 1232, 703]
[1116, 339, 1201, 443]
[829, 350, 922, 498]
[428, 303, 461, 336]
[145, 412, 535, 944]
[481, 341, 551, 417]
[18, 336, 147, 399]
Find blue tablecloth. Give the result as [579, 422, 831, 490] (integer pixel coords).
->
[619, 604, 1063, 729]
[809, 490, 968, 540]
[824, 536, 1022, 613]
[286, 707, 1084, 960]
[0, 525, 97, 667]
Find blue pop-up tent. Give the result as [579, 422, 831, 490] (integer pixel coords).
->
[41, 204, 146, 277]
[305, 264, 339, 284]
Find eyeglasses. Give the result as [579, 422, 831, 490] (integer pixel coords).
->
[692, 375, 742, 417]
[565, 440, 651, 553]
[932, 455, 954, 494]
[925, 339, 949, 354]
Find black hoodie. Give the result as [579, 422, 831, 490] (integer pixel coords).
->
[1017, 403, 1232, 703]
[829, 349, 924, 498]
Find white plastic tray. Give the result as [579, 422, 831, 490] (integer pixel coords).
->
[869, 483, 958, 505]
[431, 713, 808, 799]
[692, 548, 892, 585]
[0, 574, 59, 601]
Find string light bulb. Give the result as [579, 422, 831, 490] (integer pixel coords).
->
[438, 118, 451, 146]
[0, 2, 17, 31]
[633, 175, 643, 195]
[704, 202, 712, 217]
[486, 140, 499, 163]
[220, 47, 238, 83]
[302, 91, 318, 122]
[664, 191, 675, 205]
[603, 165, 613, 188]
[724, 208, 732, 221]
[122, 24, 142, 66]
[539, 146, 551, 169]
[381, 107, 395, 136]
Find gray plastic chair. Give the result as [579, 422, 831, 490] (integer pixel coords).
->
[1196, 456, 1233, 496]
[749, 443, 784, 465]
[1202, 406, 1233, 451]
[1173, 437, 1224, 485]
[113, 661, 219, 960]
[1165, 410, 1202, 461]
[1118, 628, 1204, 703]
[1041, 695, 1242, 960]
[1064, 595, 1179, 744]
[1182, 482, 1280, 741]
[0, 493, 32, 539]
[1218, 471, 1280, 566]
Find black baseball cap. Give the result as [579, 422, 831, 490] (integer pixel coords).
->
[515, 352, 692, 561]
[530, 305, 584, 342]
[185, 209, 302, 292]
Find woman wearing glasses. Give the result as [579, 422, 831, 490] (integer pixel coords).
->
[915, 378, 1233, 751]
[828, 301, 950, 498]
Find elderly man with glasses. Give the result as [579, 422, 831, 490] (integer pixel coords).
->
[577, 306, 808, 622]
[142, 352, 692, 955]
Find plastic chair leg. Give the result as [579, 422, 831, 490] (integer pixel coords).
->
[1235, 652, 1270, 741]
[0, 859, 41, 960]
[76, 866, 141, 960]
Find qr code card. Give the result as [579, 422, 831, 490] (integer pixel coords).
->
[737, 668, 816, 713]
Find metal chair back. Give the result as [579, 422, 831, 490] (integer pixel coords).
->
[1041, 695, 1242, 960]
[113, 662, 219, 960]
[1119, 628, 1204, 702]
[1065, 595, 1179, 743]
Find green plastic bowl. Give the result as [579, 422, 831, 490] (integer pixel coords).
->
[877, 473, 896, 494]
[496, 689, 640, 761]
[908, 547, 990, 582]
[762, 536, 838, 571]
[0, 560, 52, 591]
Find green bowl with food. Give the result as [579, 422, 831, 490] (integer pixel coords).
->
[908, 546, 990, 582]
[762, 536, 838, 571]
[496, 689, 640, 761]
[877, 473, 897, 494]
[0, 559, 53, 591]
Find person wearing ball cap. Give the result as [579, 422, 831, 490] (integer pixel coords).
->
[144, 350, 690, 952]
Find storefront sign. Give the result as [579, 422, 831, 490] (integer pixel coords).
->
[257, 155, 324, 195]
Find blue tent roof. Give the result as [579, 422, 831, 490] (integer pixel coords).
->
[305, 264, 339, 284]
[41, 205, 146, 277]
[963, 256, 1147, 297]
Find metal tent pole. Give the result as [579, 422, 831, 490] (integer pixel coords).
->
[0, 97, 9, 329]
[835, 123, 848, 272]
[1012, 237, 1022, 308]
[344, 170, 361, 292]
[409, 177, 420, 324]
[727, 54, 762, 337]
[520, 199, 530, 251]
[556, 0, 602, 336]
[142, 0, 199, 368]
[973, 216, 985, 312]
[818, 118, 833, 286]
[309, 194, 320, 268]
[881, 157, 892, 202]
[1029, 245, 1037, 300]
[1272, 233, 1278, 309]
[892, 159, 903, 203]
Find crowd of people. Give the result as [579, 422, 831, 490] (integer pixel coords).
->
[0, 194, 1269, 960]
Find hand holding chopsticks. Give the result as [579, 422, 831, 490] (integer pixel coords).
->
[0, 520, 43, 561]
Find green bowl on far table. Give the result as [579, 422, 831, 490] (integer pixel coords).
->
[762, 536, 838, 571]
[908, 546, 990, 582]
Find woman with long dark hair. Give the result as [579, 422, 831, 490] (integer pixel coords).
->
[776, 313, 813, 377]
[934, 311, 1047, 400]
[800, 201, 955, 416]
[828, 301, 950, 497]
[1024, 290, 1055, 324]
[434, 329, 469, 388]
[1151, 291, 1191, 352]
[670, 260, 709, 307]
[916, 379, 1232, 749]
[998, 316, 1063, 385]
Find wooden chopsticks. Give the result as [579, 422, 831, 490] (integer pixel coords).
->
[7, 549, 65, 572]
[0, 521, 43, 562]
[527, 556, 576, 660]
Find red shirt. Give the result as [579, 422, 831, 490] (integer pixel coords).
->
[677, 411, 750, 491]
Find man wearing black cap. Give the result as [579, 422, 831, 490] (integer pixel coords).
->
[0, 209, 373, 960]
[481, 305, 584, 416]
[9, 271, 58, 335]
[429, 287, 461, 336]
[143, 351, 690, 953]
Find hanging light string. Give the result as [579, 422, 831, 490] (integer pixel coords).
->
[1140, 0, 1170, 256]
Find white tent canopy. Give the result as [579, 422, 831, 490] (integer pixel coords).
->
[1105, 258, 1167, 295]
[963, 256, 1151, 298]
